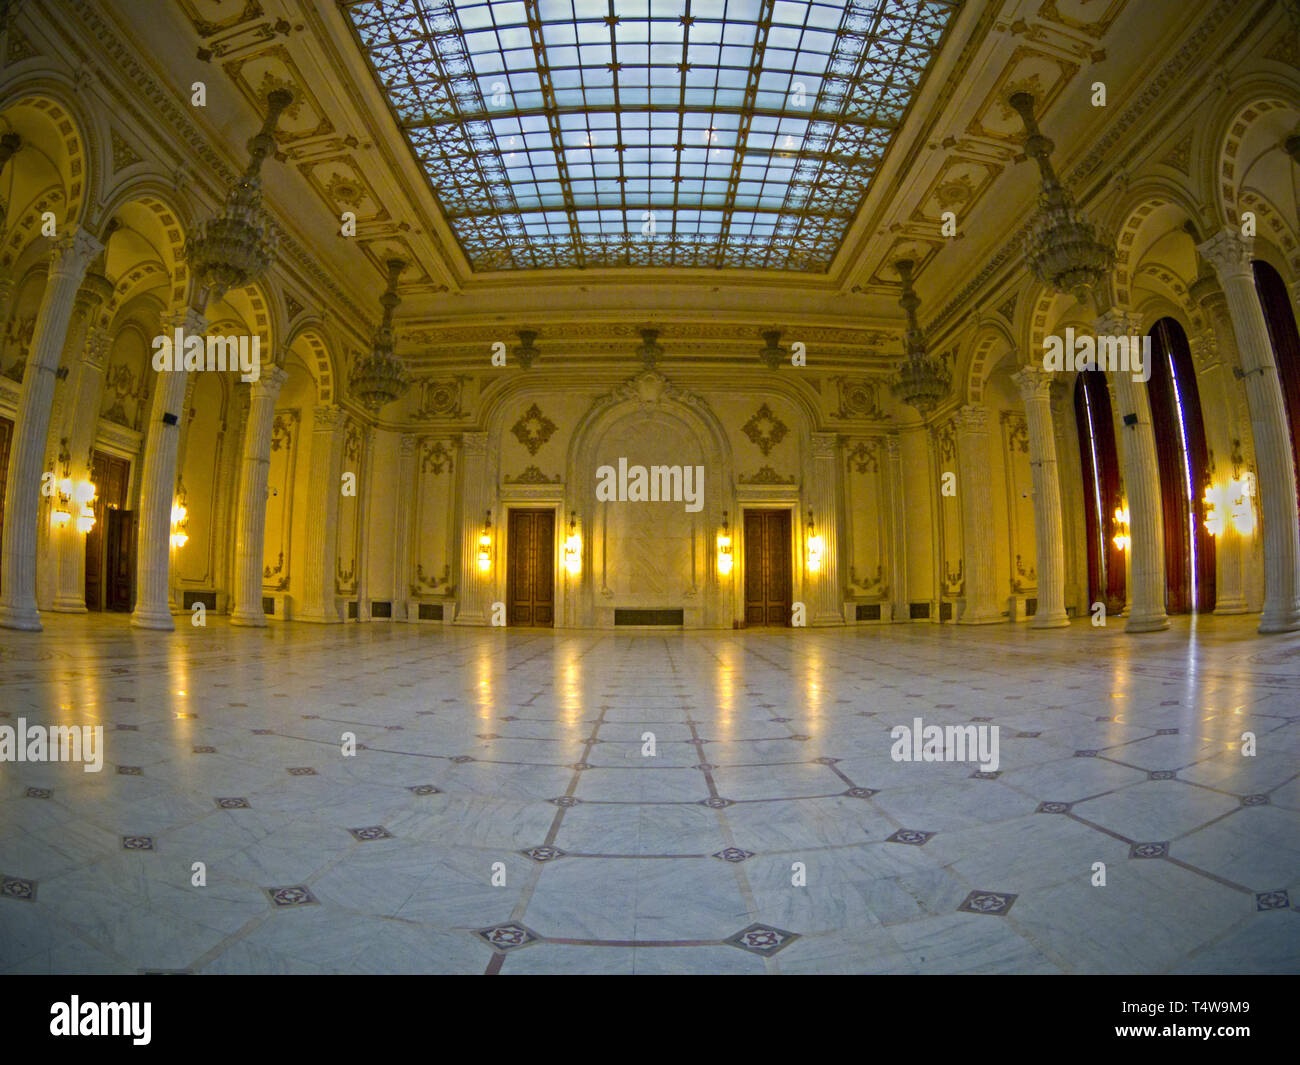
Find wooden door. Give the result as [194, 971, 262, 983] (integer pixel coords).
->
[743, 508, 792, 626]
[507, 508, 554, 627]
[0, 415, 11, 594]
[85, 451, 130, 610]
[105, 509, 136, 612]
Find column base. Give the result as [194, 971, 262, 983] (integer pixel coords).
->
[1258, 606, 1300, 634]
[1030, 612, 1070, 629]
[51, 596, 88, 613]
[230, 610, 268, 628]
[0, 604, 43, 631]
[1212, 598, 1249, 616]
[130, 607, 175, 631]
[1125, 612, 1170, 633]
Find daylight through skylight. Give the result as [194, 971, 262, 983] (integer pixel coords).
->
[344, 0, 957, 272]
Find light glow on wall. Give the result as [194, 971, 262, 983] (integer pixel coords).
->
[564, 512, 581, 575]
[1204, 475, 1256, 537]
[170, 502, 188, 548]
[1113, 507, 1130, 552]
[717, 511, 733, 576]
[477, 511, 492, 573]
[806, 510, 824, 574]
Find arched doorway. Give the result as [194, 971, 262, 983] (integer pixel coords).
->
[1074, 370, 1125, 614]
[1146, 317, 1215, 613]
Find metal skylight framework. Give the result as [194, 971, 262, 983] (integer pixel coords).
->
[344, 0, 957, 272]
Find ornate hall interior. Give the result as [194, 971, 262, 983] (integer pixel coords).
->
[0, 0, 1298, 976]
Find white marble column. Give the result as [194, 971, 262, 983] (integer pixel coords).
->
[885, 433, 908, 621]
[455, 431, 494, 625]
[229, 365, 287, 626]
[355, 424, 374, 622]
[130, 308, 204, 630]
[1098, 309, 1169, 632]
[807, 431, 844, 625]
[1197, 229, 1300, 632]
[0, 227, 103, 631]
[1052, 379, 1086, 615]
[51, 318, 112, 612]
[298, 405, 347, 623]
[394, 433, 416, 621]
[1013, 366, 1069, 627]
[954, 404, 1002, 623]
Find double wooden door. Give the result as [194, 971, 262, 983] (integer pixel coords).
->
[85, 450, 133, 611]
[743, 508, 792, 626]
[507, 508, 554, 627]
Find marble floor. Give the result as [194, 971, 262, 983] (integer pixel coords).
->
[0, 612, 1297, 975]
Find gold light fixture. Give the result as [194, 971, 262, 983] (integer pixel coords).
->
[1204, 475, 1256, 537]
[51, 474, 95, 533]
[170, 502, 189, 548]
[1112, 506, 1130, 552]
[564, 511, 581, 575]
[806, 509, 824, 574]
[717, 511, 733, 575]
[477, 511, 492, 572]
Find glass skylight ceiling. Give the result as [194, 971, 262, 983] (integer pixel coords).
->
[344, 0, 957, 272]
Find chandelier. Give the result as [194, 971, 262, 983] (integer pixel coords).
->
[759, 329, 784, 370]
[185, 89, 292, 301]
[636, 327, 664, 369]
[514, 329, 540, 369]
[1010, 92, 1115, 308]
[349, 258, 410, 410]
[888, 259, 950, 413]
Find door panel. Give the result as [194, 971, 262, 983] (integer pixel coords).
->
[105, 509, 136, 612]
[507, 508, 554, 627]
[743, 508, 792, 626]
[85, 451, 130, 610]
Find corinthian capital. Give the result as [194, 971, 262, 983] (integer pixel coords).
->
[1196, 228, 1254, 281]
[49, 227, 104, 281]
[1012, 364, 1054, 403]
[954, 403, 989, 435]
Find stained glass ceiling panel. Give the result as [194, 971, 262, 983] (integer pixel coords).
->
[343, 0, 958, 272]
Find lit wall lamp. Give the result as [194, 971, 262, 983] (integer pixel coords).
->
[74, 480, 96, 535]
[170, 502, 189, 548]
[1205, 473, 1256, 537]
[51, 475, 96, 533]
[806, 509, 824, 574]
[564, 511, 581, 575]
[717, 511, 733, 575]
[477, 510, 493, 572]
[1112, 506, 1130, 552]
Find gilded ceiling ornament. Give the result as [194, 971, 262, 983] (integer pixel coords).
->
[741, 403, 789, 456]
[511, 403, 558, 456]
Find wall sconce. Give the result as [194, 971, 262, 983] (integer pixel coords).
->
[477, 510, 492, 572]
[806, 509, 824, 574]
[1112, 506, 1130, 552]
[564, 511, 581, 575]
[717, 511, 733, 575]
[170, 502, 189, 548]
[51, 476, 96, 533]
[1204, 474, 1256, 537]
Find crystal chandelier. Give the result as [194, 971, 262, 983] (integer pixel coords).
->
[636, 327, 664, 370]
[349, 259, 410, 410]
[185, 89, 292, 302]
[514, 329, 539, 369]
[888, 259, 950, 413]
[1010, 92, 1115, 308]
[759, 329, 784, 370]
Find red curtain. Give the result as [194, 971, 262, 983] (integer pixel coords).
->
[1252, 260, 1300, 515]
[1074, 371, 1125, 613]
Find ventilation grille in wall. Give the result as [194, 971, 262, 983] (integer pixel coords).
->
[614, 608, 685, 626]
[371, 601, 392, 619]
[347, 601, 358, 619]
[939, 601, 953, 622]
[262, 596, 275, 615]
[909, 602, 930, 620]
[1026, 598, 1038, 617]
[856, 603, 882, 621]
[418, 603, 444, 621]
[183, 591, 217, 611]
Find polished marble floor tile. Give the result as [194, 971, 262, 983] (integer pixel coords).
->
[1, 613, 1297, 974]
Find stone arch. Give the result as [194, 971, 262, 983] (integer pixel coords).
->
[1106, 183, 1204, 312]
[1206, 83, 1300, 231]
[0, 84, 96, 242]
[964, 318, 1018, 406]
[97, 180, 192, 312]
[284, 320, 337, 404]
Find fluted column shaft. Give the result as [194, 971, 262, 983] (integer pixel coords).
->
[355, 426, 374, 621]
[456, 432, 494, 625]
[298, 405, 346, 623]
[52, 323, 111, 611]
[955, 404, 1002, 623]
[0, 228, 103, 630]
[1197, 229, 1300, 632]
[1014, 367, 1069, 627]
[886, 433, 907, 621]
[394, 433, 416, 620]
[131, 308, 204, 629]
[1098, 309, 1169, 632]
[807, 432, 844, 625]
[230, 366, 287, 625]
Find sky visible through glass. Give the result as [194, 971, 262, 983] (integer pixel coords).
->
[345, 0, 956, 271]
